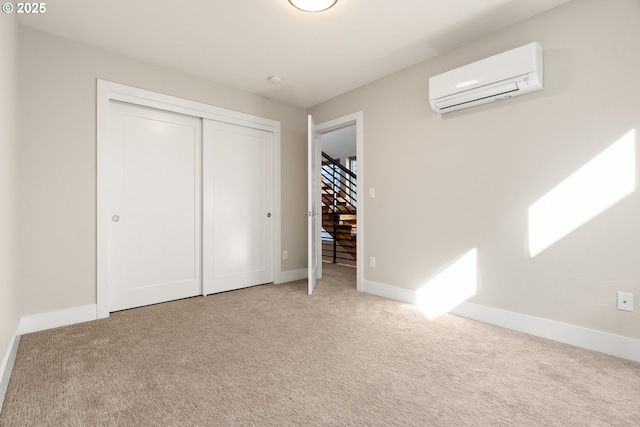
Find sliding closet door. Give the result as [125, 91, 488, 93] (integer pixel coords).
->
[203, 120, 274, 294]
[108, 101, 202, 311]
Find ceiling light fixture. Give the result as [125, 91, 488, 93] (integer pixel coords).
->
[288, 0, 338, 13]
[268, 75, 284, 84]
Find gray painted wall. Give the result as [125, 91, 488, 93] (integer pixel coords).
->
[309, 0, 640, 339]
[0, 12, 20, 388]
[17, 27, 308, 316]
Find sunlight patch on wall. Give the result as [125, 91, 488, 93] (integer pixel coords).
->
[528, 130, 636, 257]
[416, 249, 477, 320]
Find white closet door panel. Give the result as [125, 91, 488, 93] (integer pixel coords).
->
[203, 120, 274, 294]
[108, 101, 202, 311]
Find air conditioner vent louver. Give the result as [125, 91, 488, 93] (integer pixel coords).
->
[435, 82, 520, 111]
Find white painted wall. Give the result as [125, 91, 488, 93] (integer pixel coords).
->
[17, 27, 308, 317]
[0, 13, 20, 401]
[309, 0, 640, 340]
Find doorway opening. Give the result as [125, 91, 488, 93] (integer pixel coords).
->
[320, 124, 357, 267]
[314, 112, 363, 292]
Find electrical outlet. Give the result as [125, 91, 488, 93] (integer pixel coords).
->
[369, 188, 376, 198]
[617, 292, 633, 312]
[369, 257, 376, 268]
[283, 250, 289, 260]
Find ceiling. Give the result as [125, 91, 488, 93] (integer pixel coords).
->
[18, 0, 571, 108]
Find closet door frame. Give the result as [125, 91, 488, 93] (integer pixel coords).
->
[96, 80, 282, 319]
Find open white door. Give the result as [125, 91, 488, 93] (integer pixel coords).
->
[307, 115, 322, 294]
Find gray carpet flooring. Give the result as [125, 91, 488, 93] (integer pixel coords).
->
[1, 263, 639, 426]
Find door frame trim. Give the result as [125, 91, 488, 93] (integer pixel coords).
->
[316, 112, 364, 292]
[96, 80, 282, 318]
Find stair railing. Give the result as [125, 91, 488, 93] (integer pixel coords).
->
[321, 152, 357, 264]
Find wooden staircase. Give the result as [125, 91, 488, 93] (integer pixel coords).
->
[321, 153, 357, 265]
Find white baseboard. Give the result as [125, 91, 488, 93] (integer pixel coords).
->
[362, 280, 640, 363]
[451, 302, 640, 363]
[363, 279, 417, 304]
[18, 304, 98, 335]
[0, 323, 20, 412]
[277, 268, 307, 284]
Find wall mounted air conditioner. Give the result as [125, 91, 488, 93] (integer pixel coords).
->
[429, 42, 543, 114]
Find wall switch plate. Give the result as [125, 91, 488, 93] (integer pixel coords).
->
[283, 250, 289, 260]
[369, 188, 376, 198]
[617, 292, 633, 312]
[369, 257, 376, 268]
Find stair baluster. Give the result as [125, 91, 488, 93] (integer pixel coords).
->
[321, 152, 357, 266]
